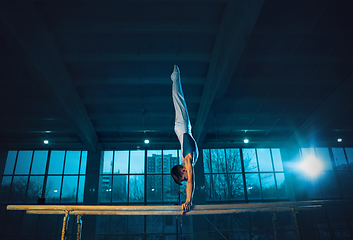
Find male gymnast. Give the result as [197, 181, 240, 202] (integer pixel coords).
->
[170, 65, 199, 214]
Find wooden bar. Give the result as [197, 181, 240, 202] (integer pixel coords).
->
[24, 205, 322, 216]
[7, 200, 333, 212]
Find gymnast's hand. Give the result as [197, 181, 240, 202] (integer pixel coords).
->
[182, 201, 191, 214]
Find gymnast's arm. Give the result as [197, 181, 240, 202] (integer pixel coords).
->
[182, 152, 195, 213]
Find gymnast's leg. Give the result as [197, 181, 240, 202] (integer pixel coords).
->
[171, 65, 192, 146]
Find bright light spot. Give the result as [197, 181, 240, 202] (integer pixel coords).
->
[337, 138, 342, 142]
[44, 140, 49, 144]
[144, 139, 149, 144]
[54, 190, 58, 193]
[247, 186, 253, 190]
[244, 139, 249, 144]
[299, 155, 323, 178]
[151, 189, 155, 192]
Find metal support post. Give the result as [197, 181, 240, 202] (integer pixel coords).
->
[272, 212, 278, 240]
[61, 210, 70, 240]
[77, 215, 82, 240]
[291, 207, 301, 240]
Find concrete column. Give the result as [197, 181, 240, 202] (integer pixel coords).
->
[192, 147, 208, 240]
[81, 148, 102, 240]
[0, 151, 8, 184]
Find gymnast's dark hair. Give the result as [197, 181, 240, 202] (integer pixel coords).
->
[171, 165, 184, 185]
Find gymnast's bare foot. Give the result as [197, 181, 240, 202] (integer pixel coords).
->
[171, 65, 180, 81]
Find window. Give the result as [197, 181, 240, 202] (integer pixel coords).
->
[0, 150, 87, 204]
[332, 148, 353, 198]
[203, 148, 287, 202]
[300, 148, 339, 199]
[99, 149, 184, 204]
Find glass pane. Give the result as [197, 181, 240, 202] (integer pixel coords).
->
[306, 176, 322, 199]
[80, 151, 87, 174]
[147, 175, 162, 202]
[130, 151, 145, 174]
[243, 149, 258, 172]
[114, 151, 129, 174]
[320, 172, 339, 198]
[100, 175, 112, 202]
[163, 150, 178, 174]
[64, 151, 81, 174]
[14, 151, 33, 175]
[9, 176, 28, 202]
[31, 151, 48, 174]
[103, 151, 113, 174]
[301, 148, 315, 159]
[245, 173, 261, 199]
[128, 216, 144, 233]
[4, 151, 17, 174]
[96, 215, 110, 234]
[260, 173, 277, 199]
[226, 148, 241, 172]
[111, 215, 128, 234]
[20, 214, 38, 235]
[112, 175, 128, 202]
[61, 176, 78, 202]
[315, 148, 332, 170]
[146, 216, 163, 233]
[147, 150, 162, 174]
[272, 149, 283, 171]
[213, 174, 228, 200]
[346, 148, 353, 168]
[0, 176, 12, 202]
[211, 149, 226, 173]
[337, 171, 353, 198]
[163, 175, 180, 203]
[229, 174, 245, 200]
[178, 149, 182, 164]
[48, 151, 65, 174]
[257, 149, 273, 172]
[204, 174, 212, 201]
[45, 176, 62, 203]
[203, 149, 211, 173]
[276, 173, 288, 199]
[27, 176, 44, 203]
[332, 148, 348, 170]
[77, 176, 85, 202]
[129, 175, 144, 202]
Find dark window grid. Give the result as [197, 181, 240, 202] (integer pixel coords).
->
[269, 149, 279, 200]
[206, 148, 285, 202]
[344, 148, 353, 171]
[253, 149, 265, 200]
[5, 151, 35, 204]
[54, 151, 84, 203]
[303, 148, 336, 200]
[2, 150, 86, 204]
[328, 148, 344, 199]
[95, 216, 178, 236]
[102, 149, 181, 203]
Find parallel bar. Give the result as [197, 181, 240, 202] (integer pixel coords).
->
[7, 200, 333, 212]
[25, 205, 322, 216]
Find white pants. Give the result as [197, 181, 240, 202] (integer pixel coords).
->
[172, 71, 198, 165]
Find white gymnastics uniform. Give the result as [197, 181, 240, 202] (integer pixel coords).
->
[171, 66, 199, 167]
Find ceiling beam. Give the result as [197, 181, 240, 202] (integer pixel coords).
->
[51, 23, 218, 35]
[293, 71, 353, 141]
[74, 77, 205, 86]
[0, 2, 98, 151]
[193, 0, 265, 145]
[63, 54, 211, 63]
